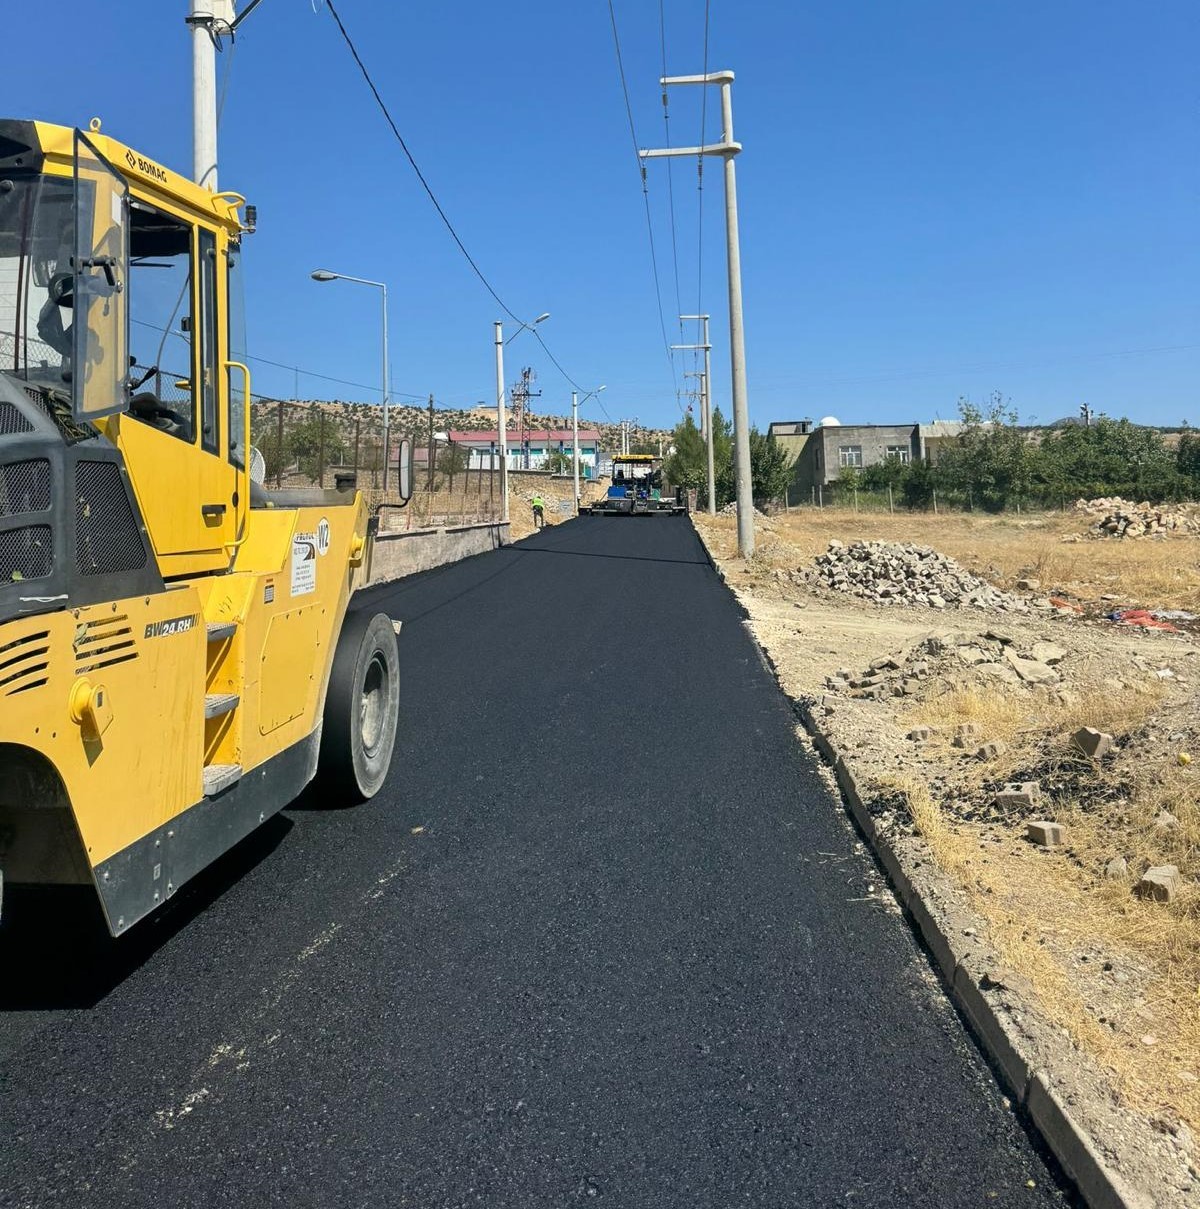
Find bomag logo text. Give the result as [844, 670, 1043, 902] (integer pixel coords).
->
[144, 614, 196, 639]
[124, 149, 167, 183]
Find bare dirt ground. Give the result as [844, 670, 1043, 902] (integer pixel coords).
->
[696, 507, 1200, 1201]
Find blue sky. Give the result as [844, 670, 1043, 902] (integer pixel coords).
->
[7, 1, 1197, 430]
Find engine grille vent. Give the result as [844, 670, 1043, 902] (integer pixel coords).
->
[75, 461, 148, 576]
[0, 459, 51, 516]
[0, 400, 34, 436]
[0, 629, 50, 696]
[74, 614, 137, 674]
[0, 524, 52, 584]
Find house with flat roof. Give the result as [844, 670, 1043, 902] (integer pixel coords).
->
[785, 419, 920, 502]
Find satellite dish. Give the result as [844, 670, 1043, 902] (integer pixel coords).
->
[249, 445, 267, 485]
[817, 415, 841, 428]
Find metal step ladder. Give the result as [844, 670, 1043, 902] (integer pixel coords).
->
[202, 617, 243, 796]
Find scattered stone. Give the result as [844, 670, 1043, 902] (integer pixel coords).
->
[907, 727, 932, 742]
[1026, 820, 1064, 847]
[901, 678, 922, 695]
[1003, 649, 1060, 684]
[1072, 727, 1114, 760]
[984, 629, 1015, 644]
[1016, 578, 1040, 591]
[975, 741, 1006, 761]
[927, 593, 946, 609]
[994, 781, 1041, 811]
[1136, 865, 1183, 903]
[1154, 810, 1180, 833]
[1105, 856, 1129, 881]
[1030, 641, 1068, 666]
[957, 646, 993, 665]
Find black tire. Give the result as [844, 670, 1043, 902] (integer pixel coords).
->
[318, 611, 400, 802]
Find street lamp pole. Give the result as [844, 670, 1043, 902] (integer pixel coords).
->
[642, 71, 753, 556]
[572, 385, 605, 515]
[310, 270, 391, 492]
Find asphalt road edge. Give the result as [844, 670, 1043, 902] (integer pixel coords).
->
[698, 532, 1158, 1209]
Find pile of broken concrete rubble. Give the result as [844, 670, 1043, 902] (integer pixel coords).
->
[824, 628, 1068, 704]
[810, 540, 1027, 611]
[1075, 496, 1200, 538]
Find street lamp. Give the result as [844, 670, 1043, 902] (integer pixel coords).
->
[311, 269, 390, 492]
[572, 385, 605, 515]
[493, 312, 550, 523]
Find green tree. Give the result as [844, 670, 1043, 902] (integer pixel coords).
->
[541, 450, 574, 475]
[1178, 430, 1200, 497]
[437, 441, 469, 490]
[663, 413, 707, 491]
[287, 413, 347, 484]
[860, 455, 908, 492]
[900, 457, 936, 509]
[711, 407, 736, 506]
[1033, 418, 1179, 501]
[749, 427, 791, 503]
[936, 394, 1031, 511]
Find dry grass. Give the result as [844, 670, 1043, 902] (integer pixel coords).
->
[910, 680, 1164, 757]
[885, 774, 1200, 1133]
[751, 509, 1200, 610]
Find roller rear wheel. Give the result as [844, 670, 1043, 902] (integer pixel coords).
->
[318, 611, 400, 802]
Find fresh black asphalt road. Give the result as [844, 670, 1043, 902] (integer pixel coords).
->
[0, 516, 1071, 1207]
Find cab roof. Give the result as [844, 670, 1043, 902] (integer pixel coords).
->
[0, 118, 246, 233]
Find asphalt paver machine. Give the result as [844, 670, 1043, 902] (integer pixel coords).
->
[0, 118, 410, 934]
[590, 453, 686, 516]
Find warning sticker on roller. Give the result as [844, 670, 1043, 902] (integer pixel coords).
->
[291, 532, 317, 596]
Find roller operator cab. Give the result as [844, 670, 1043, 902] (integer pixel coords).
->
[0, 119, 404, 936]
[590, 454, 686, 516]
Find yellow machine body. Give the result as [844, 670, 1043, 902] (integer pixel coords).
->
[0, 120, 377, 933]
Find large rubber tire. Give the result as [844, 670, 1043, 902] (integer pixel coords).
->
[318, 611, 400, 802]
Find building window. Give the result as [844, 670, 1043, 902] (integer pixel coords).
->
[885, 445, 911, 464]
[838, 445, 863, 468]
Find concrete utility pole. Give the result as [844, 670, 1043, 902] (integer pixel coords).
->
[677, 314, 716, 515]
[494, 322, 509, 522]
[189, 0, 227, 189]
[572, 391, 580, 514]
[642, 71, 753, 555]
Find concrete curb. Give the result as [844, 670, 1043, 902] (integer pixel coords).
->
[793, 689, 1147, 1209]
[707, 542, 1147, 1209]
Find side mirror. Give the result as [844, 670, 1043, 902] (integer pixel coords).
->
[396, 438, 414, 504]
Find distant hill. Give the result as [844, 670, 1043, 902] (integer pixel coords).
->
[251, 397, 671, 453]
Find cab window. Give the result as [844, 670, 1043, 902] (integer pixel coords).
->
[127, 201, 196, 443]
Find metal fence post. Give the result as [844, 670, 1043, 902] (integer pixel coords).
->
[276, 400, 285, 487]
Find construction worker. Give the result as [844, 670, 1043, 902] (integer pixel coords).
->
[531, 494, 546, 529]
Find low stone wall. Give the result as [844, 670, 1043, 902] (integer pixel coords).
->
[367, 520, 510, 585]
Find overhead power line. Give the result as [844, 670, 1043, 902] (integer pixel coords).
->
[321, 0, 585, 395]
[606, 0, 679, 398]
